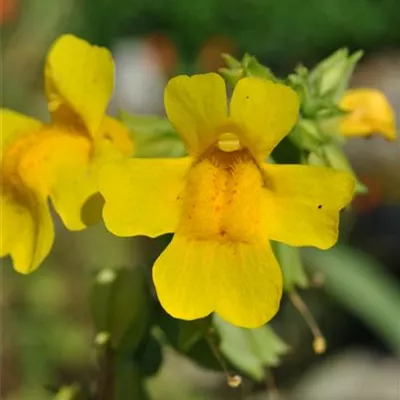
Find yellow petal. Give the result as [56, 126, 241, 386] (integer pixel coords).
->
[48, 145, 96, 230]
[49, 125, 131, 231]
[0, 108, 41, 149]
[262, 164, 355, 250]
[153, 235, 282, 328]
[45, 34, 114, 136]
[340, 89, 397, 141]
[99, 157, 192, 237]
[230, 78, 299, 160]
[9, 125, 92, 223]
[99, 116, 134, 157]
[4, 123, 92, 230]
[1, 190, 54, 274]
[1, 114, 131, 232]
[164, 73, 228, 156]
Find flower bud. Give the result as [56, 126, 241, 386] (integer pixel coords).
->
[309, 48, 363, 101]
[219, 53, 277, 88]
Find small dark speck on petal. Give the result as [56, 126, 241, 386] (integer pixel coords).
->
[318, 205, 322, 209]
[246, 96, 249, 99]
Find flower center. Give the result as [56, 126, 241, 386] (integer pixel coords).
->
[179, 147, 265, 243]
[1, 127, 91, 196]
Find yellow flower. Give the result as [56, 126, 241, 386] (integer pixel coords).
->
[99, 73, 354, 328]
[0, 34, 133, 274]
[340, 88, 397, 141]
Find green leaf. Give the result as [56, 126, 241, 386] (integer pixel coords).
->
[177, 317, 214, 353]
[120, 112, 173, 136]
[156, 310, 210, 352]
[185, 336, 223, 371]
[114, 359, 148, 400]
[135, 334, 163, 377]
[248, 325, 289, 367]
[156, 311, 221, 370]
[91, 267, 151, 353]
[303, 245, 400, 355]
[120, 112, 185, 158]
[213, 316, 288, 381]
[112, 269, 151, 353]
[273, 242, 309, 292]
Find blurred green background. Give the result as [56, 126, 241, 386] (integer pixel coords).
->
[1, 0, 400, 399]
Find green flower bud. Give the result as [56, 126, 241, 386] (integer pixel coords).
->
[309, 49, 363, 101]
[242, 53, 277, 81]
[219, 67, 243, 87]
[221, 53, 242, 69]
[219, 53, 277, 88]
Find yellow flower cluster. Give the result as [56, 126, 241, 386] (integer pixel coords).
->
[1, 34, 396, 328]
[1, 35, 133, 273]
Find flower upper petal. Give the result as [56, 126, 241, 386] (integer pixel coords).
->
[153, 235, 282, 328]
[230, 78, 299, 160]
[340, 89, 397, 141]
[0, 190, 54, 274]
[99, 157, 192, 237]
[164, 73, 228, 156]
[262, 164, 355, 249]
[45, 34, 114, 137]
